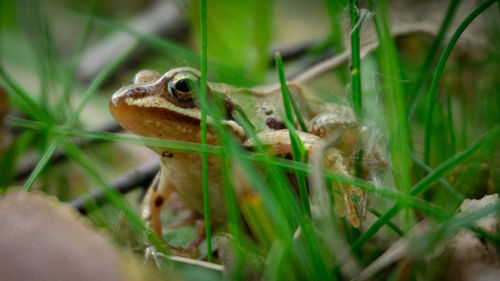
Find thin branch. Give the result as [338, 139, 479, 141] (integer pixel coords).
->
[290, 41, 379, 83]
[70, 160, 159, 214]
[76, 1, 188, 82]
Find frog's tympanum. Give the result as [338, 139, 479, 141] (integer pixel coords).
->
[110, 67, 385, 256]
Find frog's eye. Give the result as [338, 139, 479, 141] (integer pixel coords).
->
[168, 72, 199, 104]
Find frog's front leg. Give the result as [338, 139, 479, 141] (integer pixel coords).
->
[243, 130, 362, 227]
[142, 165, 202, 258]
[308, 103, 388, 182]
[141, 170, 174, 237]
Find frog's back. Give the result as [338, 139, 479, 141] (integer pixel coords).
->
[209, 81, 312, 133]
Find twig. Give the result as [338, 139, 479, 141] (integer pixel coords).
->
[290, 0, 486, 84]
[269, 39, 324, 64]
[76, 1, 188, 82]
[290, 41, 379, 83]
[70, 160, 159, 214]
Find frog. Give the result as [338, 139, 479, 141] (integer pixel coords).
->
[109, 67, 383, 256]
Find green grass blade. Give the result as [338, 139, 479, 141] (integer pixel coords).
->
[410, 153, 465, 203]
[288, 94, 308, 132]
[0, 66, 51, 122]
[349, 0, 362, 115]
[200, 0, 212, 262]
[424, 0, 497, 165]
[275, 53, 310, 216]
[248, 153, 450, 219]
[250, 0, 273, 79]
[371, 0, 412, 230]
[203, 75, 330, 278]
[274, 53, 307, 132]
[13, 115, 467, 221]
[60, 1, 99, 119]
[407, 0, 461, 118]
[232, 110, 298, 230]
[75, 12, 256, 86]
[445, 88, 456, 155]
[349, 0, 365, 182]
[368, 208, 404, 236]
[352, 125, 500, 251]
[11, 116, 450, 219]
[61, 140, 170, 257]
[412, 202, 500, 256]
[22, 47, 132, 191]
[8, 117, 223, 155]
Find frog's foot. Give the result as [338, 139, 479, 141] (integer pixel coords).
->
[165, 210, 199, 230]
[144, 243, 200, 266]
[167, 244, 200, 258]
[144, 245, 165, 267]
[187, 219, 206, 249]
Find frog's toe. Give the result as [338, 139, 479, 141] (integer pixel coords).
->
[144, 245, 165, 268]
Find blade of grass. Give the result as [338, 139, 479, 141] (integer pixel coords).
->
[61, 140, 170, 257]
[370, 0, 412, 230]
[349, 0, 365, 183]
[325, 0, 347, 53]
[368, 208, 404, 236]
[324, 0, 349, 84]
[411, 201, 500, 256]
[220, 153, 245, 280]
[0, 66, 51, 122]
[352, 125, 500, 251]
[445, 86, 456, 155]
[232, 110, 297, 231]
[410, 153, 465, 203]
[8, 117, 222, 155]
[12, 116, 450, 218]
[424, 0, 497, 165]
[248, 152, 450, 220]
[234, 110, 341, 279]
[288, 94, 308, 132]
[17, 0, 57, 114]
[275, 53, 310, 216]
[60, 0, 99, 120]
[200, 0, 212, 262]
[75, 11, 256, 86]
[203, 77, 330, 279]
[407, 0, 461, 118]
[234, 111, 335, 280]
[251, 0, 273, 79]
[274, 53, 307, 132]
[22, 47, 133, 191]
[349, 0, 362, 116]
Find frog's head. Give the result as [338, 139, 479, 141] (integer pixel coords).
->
[110, 67, 244, 144]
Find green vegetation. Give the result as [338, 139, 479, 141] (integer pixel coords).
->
[1, 0, 499, 280]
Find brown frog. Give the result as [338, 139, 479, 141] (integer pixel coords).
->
[110, 67, 378, 255]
